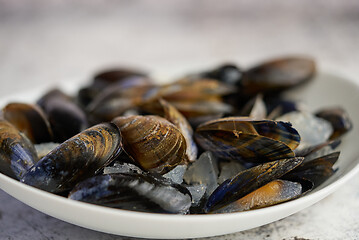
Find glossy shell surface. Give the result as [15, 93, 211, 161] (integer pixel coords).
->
[3, 102, 53, 143]
[21, 123, 122, 193]
[0, 120, 38, 179]
[112, 115, 188, 174]
[195, 118, 300, 162]
[243, 56, 316, 95]
[205, 157, 304, 212]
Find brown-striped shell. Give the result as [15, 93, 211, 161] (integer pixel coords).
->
[147, 79, 234, 120]
[195, 117, 300, 163]
[204, 157, 304, 212]
[21, 123, 122, 193]
[112, 115, 188, 174]
[3, 102, 53, 143]
[140, 99, 198, 161]
[214, 180, 302, 213]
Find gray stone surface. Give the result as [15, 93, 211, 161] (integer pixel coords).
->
[1, 1, 359, 239]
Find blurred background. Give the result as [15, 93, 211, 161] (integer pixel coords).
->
[1, 0, 359, 95]
[1, 1, 359, 239]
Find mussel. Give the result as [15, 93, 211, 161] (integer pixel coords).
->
[214, 180, 302, 213]
[241, 56, 316, 96]
[140, 99, 198, 161]
[86, 84, 156, 123]
[204, 157, 304, 213]
[78, 68, 147, 107]
[21, 123, 122, 193]
[112, 115, 188, 174]
[152, 79, 235, 123]
[283, 152, 340, 188]
[37, 89, 88, 142]
[2, 102, 53, 143]
[195, 117, 300, 163]
[0, 120, 38, 179]
[68, 172, 192, 214]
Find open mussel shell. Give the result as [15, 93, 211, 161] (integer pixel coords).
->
[21, 123, 122, 193]
[37, 89, 88, 143]
[242, 56, 316, 96]
[213, 180, 302, 213]
[2, 102, 53, 143]
[315, 107, 353, 140]
[283, 152, 340, 188]
[112, 115, 188, 174]
[204, 157, 304, 213]
[68, 172, 192, 214]
[0, 120, 38, 179]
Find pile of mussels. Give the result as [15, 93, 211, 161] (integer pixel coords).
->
[0, 56, 353, 214]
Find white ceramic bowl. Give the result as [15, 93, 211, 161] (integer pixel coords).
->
[0, 73, 358, 239]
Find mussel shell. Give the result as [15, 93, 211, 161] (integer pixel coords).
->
[37, 89, 88, 143]
[112, 115, 188, 174]
[283, 152, 340, 187]
[139, 79, 235, 119]
[204, 157, 304, 212]
[154, 79, 235, 119]
[213, 180, 302, 213]
[141, 99, 198, 161]
[93, 68, 147, 87]
[242, 56, 316, 95]
[195, 130, 295, 163]
[315, 107, 353, 140]
[21, 123, 122, 193]
[0, 120, 38, 179]
[3, 102, 53, 143]
[196, 117, 300, 150]
[87, 84, 156, 123]
[169, 100, 233, 119]
[77, 69, 148, 107]
[159, 79, 235, 101]
[68, 172, 192, 214]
